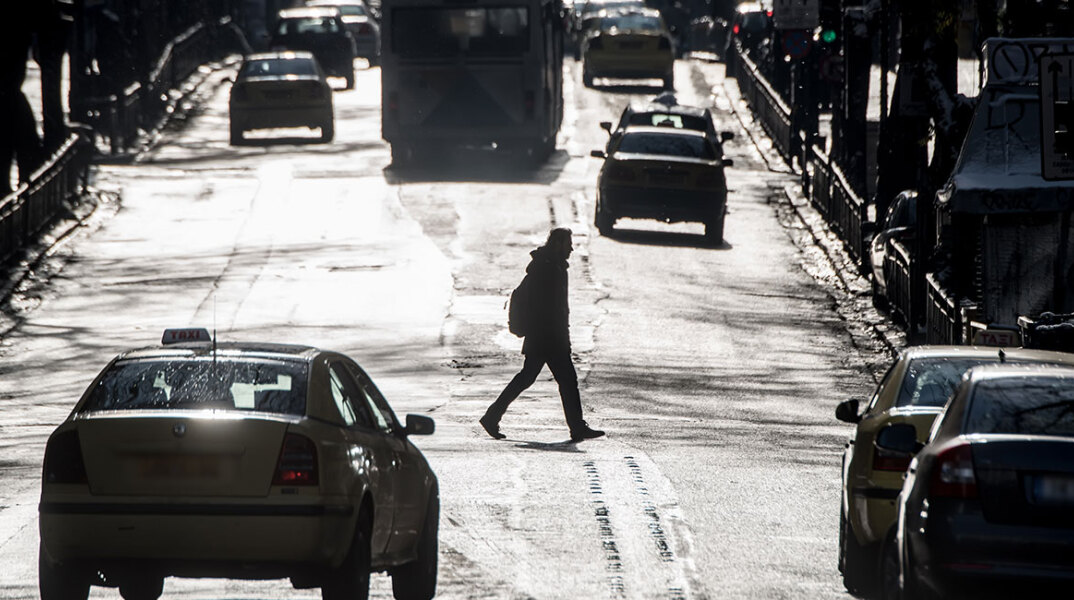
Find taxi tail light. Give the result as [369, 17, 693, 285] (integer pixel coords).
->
[589, 36, 604, 50]
[659, 36, 672, 50]
[872, 445, 913, 472]
[732, 23, 741, 35]
[930, 443, 978, 499]
[273, 433, 319, 485]
[43, 430, 88, 485]
[608, 163, 637, 182]
[524, 91, 535, 119]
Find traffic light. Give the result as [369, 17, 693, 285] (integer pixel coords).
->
[1055, 99, 1074, 158]
[817, 0, 839, 46]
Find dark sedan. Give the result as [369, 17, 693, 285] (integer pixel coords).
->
[270, 7, 358, 89]
[889, 364, 1074, 599]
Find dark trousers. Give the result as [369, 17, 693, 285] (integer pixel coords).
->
[485, 351, 584, 430]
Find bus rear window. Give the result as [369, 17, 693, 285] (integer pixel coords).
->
[392, 7, 529, 57]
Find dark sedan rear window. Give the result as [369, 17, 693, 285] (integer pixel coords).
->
[616, 132, 715, 159]
[240, 58, 318, 78]
[277, 16, 342, 35]
[82, 358, 308, 416]
[966, 376, 1074, 437]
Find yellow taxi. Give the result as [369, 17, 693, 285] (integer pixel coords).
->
[581, 8, 675, 88]
[228, 51, 335, 145]
[39, 329, 438, 600]
[834, 345, 1074, 595]
[590, 125, 733, 242]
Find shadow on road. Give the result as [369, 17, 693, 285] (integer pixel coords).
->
[513, 439, 586, 453]
[383, 148, 570, 185]
[601, 227, 732, 250]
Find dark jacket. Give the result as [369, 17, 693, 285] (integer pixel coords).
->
[521, 245, 570, 356]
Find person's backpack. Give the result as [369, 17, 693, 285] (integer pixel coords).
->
[507, 275, 531, 337]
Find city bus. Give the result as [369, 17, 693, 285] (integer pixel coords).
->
[380, 0, 564, 163]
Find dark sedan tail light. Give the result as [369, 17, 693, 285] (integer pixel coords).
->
[43, 430, 88, 485]
[273, 433, 319, 485]
[696, 170, 722, 187]
[930, 443, 978, 498]
[659, 36, 672, 50]
[307, 81, 325, 99]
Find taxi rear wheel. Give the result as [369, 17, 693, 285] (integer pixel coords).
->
[595, 200, 614, 236]
[704, 210, 724, 244]
[321, 120, 335, 143]
[322, 518, 372, 600]
[839, 508, 872, 595]
[391, 490, 439, 600]
[39, 544, 90, 600]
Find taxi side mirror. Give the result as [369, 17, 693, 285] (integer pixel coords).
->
[599, 121, 612, 133]
[590, 149, 606, 159]
[875, 423, 923, 455]
[835, 399, 861, 424]
[404, 414, 435, 436]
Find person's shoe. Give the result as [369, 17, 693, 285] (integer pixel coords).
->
[570, 422, 605, 441]
[479, 415, 506, 440]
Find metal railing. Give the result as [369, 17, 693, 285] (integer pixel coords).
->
[806, 146, 867, 263]
[884, 238, 914, 327]
[925, 274, 961, 344]
[0, 130, 92, 264]
[731, 46, 795, 163]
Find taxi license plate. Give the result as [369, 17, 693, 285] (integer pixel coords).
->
[1032, 475, 1074, 506]
[138, 455, 222, 478]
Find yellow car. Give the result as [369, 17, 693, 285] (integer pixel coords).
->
[39, 329, 438, 600]
[229, 51, 335, 145]
[582, 8, 674, 88]
[590, 125, 733, 242]
[834, 345, 1074, 595]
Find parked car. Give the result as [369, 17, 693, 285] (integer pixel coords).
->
[892, 364, 1074, 599]
[834, 345, 1074, 596]
[582, 8, 675, 88]
[306, 0, 381, 66]
[38, 329, 439, 600]
[869, 190, 917, 307]
[722, 2, 771, 66]
[600, 94, 735, 155]
[270, 7, 358, 89]
[590, 125, 733, 242]
[570, 0, 646, 58]
[228, 51, 335, 144]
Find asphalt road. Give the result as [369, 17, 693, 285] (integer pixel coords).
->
[0, 56, 891, 598]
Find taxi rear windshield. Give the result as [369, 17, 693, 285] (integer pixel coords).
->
[617, 132, 715, 159]
[897, 356, 1058, 408]
[391, 7, 529, 57]
[240, 58, 318, 78]
[81, 358, 308, 416]
[966, 376, 1074, 437]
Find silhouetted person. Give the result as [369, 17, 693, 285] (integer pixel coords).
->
[0, 19, 44, 196]
[480, 228, 605, 442]
[33, 0, 71, 152]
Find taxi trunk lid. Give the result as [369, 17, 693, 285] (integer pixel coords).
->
[611, 155, 723, 191]
[77, 412, 292, 497]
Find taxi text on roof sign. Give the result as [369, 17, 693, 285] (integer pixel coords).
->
[161, 328, 212, 345]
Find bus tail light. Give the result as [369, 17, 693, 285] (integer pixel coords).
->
[273, 433, 319, 485]
[524, 91, 535, 119]
[388, 91, 399, 122]
[930, 443, 977, 499]
[43, 430, 88, 485]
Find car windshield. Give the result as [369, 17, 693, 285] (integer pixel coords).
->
[240, 58, 318, 77]
[277, 16, 341, 35]
[616, 132, 714, 159]
[392, 6, 529, 57]
[81, 358, 309, 416]
[627, 112, 708, 131]
[601, 14, 662, 32]
[336, 4, 368, 16]
[966, 375, 1074, 437]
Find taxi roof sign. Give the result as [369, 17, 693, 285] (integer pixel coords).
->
[162, 328, 213, 345]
